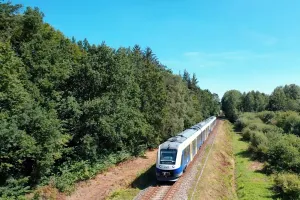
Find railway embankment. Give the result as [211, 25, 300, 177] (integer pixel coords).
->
[186, 120, 237, 200]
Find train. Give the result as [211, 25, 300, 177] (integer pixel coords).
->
[156, 116, 217, 181]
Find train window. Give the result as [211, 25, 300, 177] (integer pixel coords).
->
[186, 146, 190, 158]
[160, 149, 177, 165]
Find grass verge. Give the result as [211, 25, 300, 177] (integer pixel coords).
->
[188, 120, 237, 200]
[107, 164, 156, 200]
[106, 188, 140, 200]
[233, 128, 275, 199]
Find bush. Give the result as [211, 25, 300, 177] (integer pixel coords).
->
[256, 111, 276, 124]
[244, 121, 283, 137]
[235, 113, 261, 130]
[241, 127, 253, 141]
[275, 173, 300, 199]
[275, 111, 300, 136]
[52, 151, 132, 193]
[267, 135, 300, 173]
[0, 177, 30, 200]
[249, 131, 269, 157]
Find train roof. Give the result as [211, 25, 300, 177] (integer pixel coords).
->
[159, 116, 216, 149]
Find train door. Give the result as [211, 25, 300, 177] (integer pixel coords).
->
[190, 143, 193, 160]
[193, 139, 197, 156]
[182, 147, 190, 171]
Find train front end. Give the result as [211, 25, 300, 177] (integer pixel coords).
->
[156, 145, 183, 182]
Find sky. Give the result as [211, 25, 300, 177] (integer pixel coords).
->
[13, 0, 300, 97]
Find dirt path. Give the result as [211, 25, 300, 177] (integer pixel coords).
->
[63, 150, 157, 200]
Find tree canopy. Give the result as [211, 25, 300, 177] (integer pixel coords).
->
[222, 84, 300, 122]
[0, 2, 220, 198]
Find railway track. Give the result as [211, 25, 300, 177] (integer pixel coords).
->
[139, 185, 172, 200]
[135, 119, 220, 200]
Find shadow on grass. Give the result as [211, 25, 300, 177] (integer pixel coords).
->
[235, 149, 251, 158]
[131, 164, 175, 190]
[131, 164, 157, 189]
[235, 149, 267, 171]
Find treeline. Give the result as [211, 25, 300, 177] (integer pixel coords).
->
[236, 112, 300, 199]
[221, 84, 300, 122]
[0, 2, 219, 198]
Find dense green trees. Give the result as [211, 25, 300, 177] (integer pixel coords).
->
[221, 90, 242, 122]
[242, 91, 269, 112]
[269, 85, 300, 111]
[222, 85, 300, 121]
[0, 2, 220, 198]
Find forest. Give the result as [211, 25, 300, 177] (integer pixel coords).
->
[0, 1, 220, 199]
[222, 87, 300, 199]
[221, 84, 300, 122]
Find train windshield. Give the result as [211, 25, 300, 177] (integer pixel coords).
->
[160, 149, 177, 164]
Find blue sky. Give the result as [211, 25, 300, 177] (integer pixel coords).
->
[13, 0, 300, 97]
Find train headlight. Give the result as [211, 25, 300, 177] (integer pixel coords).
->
[159, 165, 162, 168]
[172, 165, 175, 168]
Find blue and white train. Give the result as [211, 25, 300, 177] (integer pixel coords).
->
[156, 116, 217, 181]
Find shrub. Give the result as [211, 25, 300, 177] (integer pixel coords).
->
[275, 173, 300, 199]
[235, 113, 261, 130]
[241, 127, 253, 141]
[256, 111, 276, 124]
[267, 135, 300, 173]
[52, 151, 132, 193]
[0, 177, 30, 200]
[249, 131, 269, 157]
[275, 111, 300, 136]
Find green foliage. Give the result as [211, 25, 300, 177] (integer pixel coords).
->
[267, 134, 300, 174]
[108, 188, 140, 200]
[222, 85, 300, 124]
[249, 131, 269, 156]
[241, 91, 269, 112]
[236, 112, 300, 199]
[221, 90, 242, 122]
[268, 87, 288, 111]
[233, 126, 275, 200]
[275, 173, 300, 199]
[275, 111, 300, 136]
[235, 112, 262, 130]
[256, 111, 276, 124]
[0, 177, 30, 199]
[0, 1, 220, 198]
